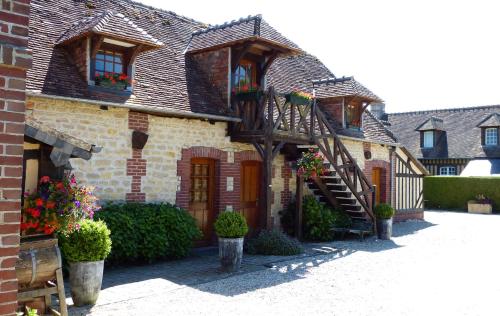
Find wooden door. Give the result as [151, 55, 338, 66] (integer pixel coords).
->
[189, 158, 216, 246]
[372, 167, 382, 205]
[240, 161, 261, 235]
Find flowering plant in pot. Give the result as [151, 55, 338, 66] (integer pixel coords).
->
[286, 90, 313, 106]
[232, 82, 262, 101]
[21, 175, 100, 236]
[95, 72, 128, 90]
[374, 203, 395, 240]
[214, 212, 248, 272]
[59, 219, 111, 306]
[296, 148, 325, 180]
[467, 194, 493, 214]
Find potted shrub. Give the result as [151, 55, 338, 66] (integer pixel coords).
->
[214, 211, 248, 272]
[467, 194, 492, 214]
[95, 72, 128, 90]
[59, 219, 112, 306]
[232, 82, 262, 102]
[296, 148, 325, 180]
[374, 203, 395, 240]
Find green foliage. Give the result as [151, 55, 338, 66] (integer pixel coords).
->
[303, 195, 335, 241]
[94, 203, 202, 263]
[214, 211, 248, 238]
[59, 219, 111, 262]
[246, 230, 304, 256]
[424, 176, 500, 211]
[374, 203, 395, 219]
[278, 199, 296, 236]
[331, 209, 352, 228]
[297, 148, 325, 180]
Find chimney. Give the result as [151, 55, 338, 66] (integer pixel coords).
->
[370, 103, 386, 120]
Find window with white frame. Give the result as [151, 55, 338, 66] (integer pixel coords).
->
[423, 130, 434, 148]
[439, 166, 456, 176]
[485, 128, 498, 146]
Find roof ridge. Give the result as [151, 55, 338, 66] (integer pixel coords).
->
[389, 104, 500, 116]
[191, 14, 262, 36]
[312, 76, 354, 85]
[110, 0, 204, 25]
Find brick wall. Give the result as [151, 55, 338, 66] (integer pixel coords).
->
[66, 39, 88, 82]
[126, 111, 148, 202]
[0, 0, 31, 314]
[190, 48, 229, 106]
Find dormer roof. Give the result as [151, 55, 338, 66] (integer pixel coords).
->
[185, 15, 301, 54]
[56, 10, 164, 49]
[415, 116, 444, 131]
[477, 113, 500, 128]
[312, 77, 383, 103]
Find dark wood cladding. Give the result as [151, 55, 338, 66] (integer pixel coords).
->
[420, 158, 469, 175]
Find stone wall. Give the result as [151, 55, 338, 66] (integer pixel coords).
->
[0, 0, 31, 314]
[28, 96, 290, 223]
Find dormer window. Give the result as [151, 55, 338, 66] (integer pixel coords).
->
[345, 102, 363, 130]
[423, 130, 434, 148]
[485, 128, 498, 146]
[232, 60, 257, 93]
[95, 50, 123, 76]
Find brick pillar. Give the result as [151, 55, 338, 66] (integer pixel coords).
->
[126, 111, 148, 202]
[0, 0, 32, 314]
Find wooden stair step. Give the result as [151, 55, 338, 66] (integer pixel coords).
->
[329, 190, 352, 198]
[341, 204, 362, 211]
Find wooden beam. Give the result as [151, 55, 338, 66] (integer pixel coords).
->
[231, 43, 253, 72]
[260, 52, 279, 80]
[272, 141, 285, 159]
[91, 35, 104, 59]
[263, 137, 273, 229]
[127, 44, 144, 65]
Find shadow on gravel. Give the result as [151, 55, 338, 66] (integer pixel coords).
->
[392, 220, 436, 237]
[192, 248, 356, 297]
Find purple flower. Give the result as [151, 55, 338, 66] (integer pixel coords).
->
[74, 200, 81, 208]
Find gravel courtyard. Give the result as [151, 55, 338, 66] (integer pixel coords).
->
[69, 211, 500, 316]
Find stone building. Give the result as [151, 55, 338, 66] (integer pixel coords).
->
[19, 0, 427, 247]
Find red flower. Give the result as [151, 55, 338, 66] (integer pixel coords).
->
[20, 223, 28, 231]
[56, 182, 65, 191]
[46, 201, 56, 209]
[242, 85, 249, 92]
[40, 176, 50, 183]
[35, 198, 44, 207]
[43, 225, 55, 235]
[31, 209, 41, 218]
[252, 83, 258, 89]
[95, 72, 100, 78]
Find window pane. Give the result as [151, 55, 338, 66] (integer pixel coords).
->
[105, 53, 114, 61]
[95, 60, 104, 71]
[105, 62, 113, 72]
[423, 131, 434, 148]
[115, 64, 123, 74]
[114, 55, 122, 63]
[485, 128, 498, 145]
[96, 53, 104, 60]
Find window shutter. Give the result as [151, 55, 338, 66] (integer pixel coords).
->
[420, 131, 424, 148]
[481, 128, 485, 145]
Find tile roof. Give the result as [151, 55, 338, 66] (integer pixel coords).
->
[415, 116, 444, 131]
[312, 77, 383, 103]
[387, 105, 500, 159]
[185, 15, 300, 53]
[57, 10, 163, 47]
[477, 113, 500, 127]
[28, 0, 229, 118]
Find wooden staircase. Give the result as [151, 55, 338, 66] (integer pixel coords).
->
[229, 87, 375, 232]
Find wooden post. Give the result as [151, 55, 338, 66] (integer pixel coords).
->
[263, 137, 273, 229]
[295, 175, 304, 240]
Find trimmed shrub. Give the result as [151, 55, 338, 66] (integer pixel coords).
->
[303, 195, 334, 241]
[246, 230, 304, 256]
[374, 203, 395, 219]
[214, 211, 248, 238]
[59, 219, 111, 262]
[95, 203, 202, 263]
[331, 209, 352, 228]
[278, 199, 296, 236]
[424, 176, 500, 211]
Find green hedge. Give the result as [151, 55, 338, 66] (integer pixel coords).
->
[424, 176, 500, 211]
[95, 203, 201, 264]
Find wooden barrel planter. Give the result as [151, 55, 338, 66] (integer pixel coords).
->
[16, 235, 68, 316]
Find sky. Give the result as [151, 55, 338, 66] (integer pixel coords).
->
[141, 0, 500, 113]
